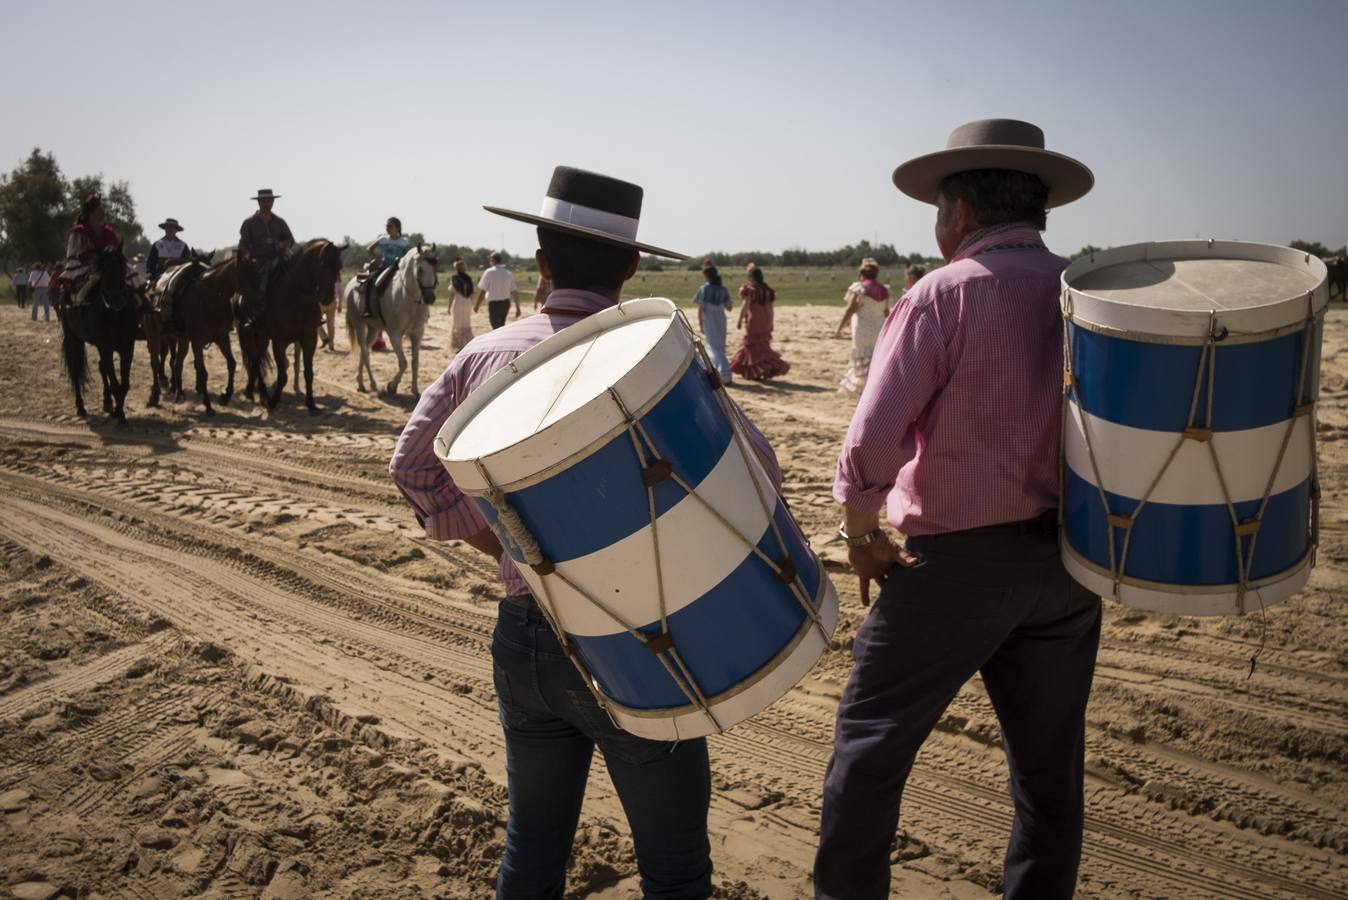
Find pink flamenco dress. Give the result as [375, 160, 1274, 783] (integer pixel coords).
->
[730, 282, 791, 381]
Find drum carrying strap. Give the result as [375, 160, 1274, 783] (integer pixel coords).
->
[1063, 292, 1322, 673]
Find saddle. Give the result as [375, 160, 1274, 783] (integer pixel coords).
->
[359, 265, 397, 318]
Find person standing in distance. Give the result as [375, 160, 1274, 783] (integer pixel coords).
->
[475, 250, 519, 328]
[815, 119, 1100, 900]
[391, 166, 783, 897]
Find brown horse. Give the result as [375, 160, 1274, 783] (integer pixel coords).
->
[58, 244, 138, 422]
[168, 257, 240, 416]
[1328, 257, 1347, 302]
[236, 239, 343, 414]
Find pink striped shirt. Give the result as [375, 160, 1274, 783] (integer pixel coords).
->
[833, 227, 1067, 535]
[390, 289, 782, 596]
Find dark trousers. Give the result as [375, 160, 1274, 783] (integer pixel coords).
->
[492, 599, 713, 899]
[814, 518, 1101, 900]
[488, 299, 511, 329]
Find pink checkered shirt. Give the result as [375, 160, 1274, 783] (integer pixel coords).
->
[391, 289, 783, 596]
[833, 226, 1067, 535]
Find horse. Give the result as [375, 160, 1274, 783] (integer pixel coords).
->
[235, 239, 344, 414]
[143, 250, 212, 407]
[344, 245, 439, 396]
[1327, 257, 1347, 302]
[58, 243, 139, 422]
[168, 256, 240, 416]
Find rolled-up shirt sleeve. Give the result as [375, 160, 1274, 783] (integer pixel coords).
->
[389, 365, 488, 541]
[833, 293, 948, 512]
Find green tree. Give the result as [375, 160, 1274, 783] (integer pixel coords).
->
[1289, 239, 1345, 260]
[1071, 244, 1105, 260]
[0, 148, 68, 265]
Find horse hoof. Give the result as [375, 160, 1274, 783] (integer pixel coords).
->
[76, 408, 88, 418]
[307, 405, 321, 416]
[218, 392, 231, 405]
[147, 397, 160, 408]
[204, 407, 216, 418]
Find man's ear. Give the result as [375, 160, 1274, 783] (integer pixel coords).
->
[623, 249, 640, 281]
[535, 248, 551, 280]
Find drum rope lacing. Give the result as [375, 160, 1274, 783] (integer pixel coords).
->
[1063, 290, 1322, 650]
[470, 314, 832, 736]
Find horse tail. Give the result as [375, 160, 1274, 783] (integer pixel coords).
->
[238, 327, 274, 377]
[60, 311, 90, 394]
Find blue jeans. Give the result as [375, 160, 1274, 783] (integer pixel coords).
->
[814, 517, 1101, 899]
[492, 598, 714, 899]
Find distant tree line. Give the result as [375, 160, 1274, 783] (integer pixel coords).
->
[648, 239, 938, 272]
[0, 148, 147, 266]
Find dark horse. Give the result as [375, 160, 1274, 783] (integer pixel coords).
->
[59, 244, 138, 422]
[236, 239, 343, 414]
[164, 257, 240, 416]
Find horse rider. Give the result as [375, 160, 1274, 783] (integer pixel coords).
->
[58, 193, 121, 306]
[147, 218, 190, 285]
[237, 188, 294, 326]
[362, 216, 410, 318]
[146, 217, 194, 331]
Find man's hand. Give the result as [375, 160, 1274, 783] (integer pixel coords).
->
[463, 527, 504, 562]
[847, 533, 924, 607]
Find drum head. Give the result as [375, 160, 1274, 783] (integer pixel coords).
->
[436, 297, 694, 490]
[1064, 241, 1327, 340]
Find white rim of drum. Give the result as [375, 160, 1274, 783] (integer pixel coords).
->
[434, 297, 690, 493]
[1062, 240, 1328, 344]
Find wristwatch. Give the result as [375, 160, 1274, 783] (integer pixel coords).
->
[838, 523, 882, 548]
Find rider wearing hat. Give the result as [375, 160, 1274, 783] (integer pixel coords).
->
[361, 216, 410, 319]
[147, 218, 190, 285]
[60, 193, 121, 306]
[816, 119, 1098, 900]
[237, 188, 294, 326]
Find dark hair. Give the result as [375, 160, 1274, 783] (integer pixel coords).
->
[907, 264, 927, 280]
[77, 192, 103, 225]
[748, 266, 767, 287]
[939, 169, 1049, 231]
[489, 251, 503, 264]
[387, 216, 402, 231]
[537, 227, 635, 292]
[702, 264, 721, 287]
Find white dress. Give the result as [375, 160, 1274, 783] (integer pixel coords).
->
[450, 284, 474, 350]
[839, 281, 890, 394]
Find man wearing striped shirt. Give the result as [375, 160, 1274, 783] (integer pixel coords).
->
[391, 166, 781, 898]
[815, 120, 1101, 899]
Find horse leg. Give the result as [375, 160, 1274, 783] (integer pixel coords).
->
[360, 326, 378, 393]
[410, 332, 421, 397]
[100, 351, 115, 415]
[193, 340, 213, 417]
[292, 343, 303, 396]
[174, 337, 188, 401]
[383, 330, 406, 396]
[303, 334, 319, 414]
[62, 317, 89, 418]
[116, 339, 133, 424]
[266, 339, 287, 410]
[219, 337, 236, 405]
[146, 334, 161, 408]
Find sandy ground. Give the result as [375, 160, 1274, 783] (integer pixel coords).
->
[0, 300, 1345, 900]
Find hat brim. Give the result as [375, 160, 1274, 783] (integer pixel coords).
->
[158, 222, 182, 231]
[892, 145, 1093, 208]
[251, 195, 280, 201]
[483, 206, 690, 260]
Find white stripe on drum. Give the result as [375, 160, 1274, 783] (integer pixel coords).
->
[1065, 400, 1311, 506]
[512, 434, 781, 637]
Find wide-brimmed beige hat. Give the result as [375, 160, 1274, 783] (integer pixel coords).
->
[892, 119, 1093, 208]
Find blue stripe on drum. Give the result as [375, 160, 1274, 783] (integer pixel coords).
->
[1070, 325, 1310, 432]
[1062, 466, 1310, 586]
[484, 362, 734, 565]
[567, 501, 821, 711]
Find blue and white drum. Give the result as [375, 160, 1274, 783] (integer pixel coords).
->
[1061, 241, 1327, 616]
[434, 297, 838, 740]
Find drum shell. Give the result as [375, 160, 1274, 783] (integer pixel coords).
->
[1060, 241, 1326, 616]
[434, 300, 837, 739]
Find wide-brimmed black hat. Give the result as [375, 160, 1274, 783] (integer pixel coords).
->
[158, 218, 183, 232]
[251, 189, 280, 201]
[484, 166, 688, 260]
[892, 119, 1093, 208]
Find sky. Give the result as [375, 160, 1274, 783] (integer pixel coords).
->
[2, 0, 1345, 260]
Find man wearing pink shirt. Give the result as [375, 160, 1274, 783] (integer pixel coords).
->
[815, 120, 1100, 900]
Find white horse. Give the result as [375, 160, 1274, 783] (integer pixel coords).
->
[345, 244, 439, 396]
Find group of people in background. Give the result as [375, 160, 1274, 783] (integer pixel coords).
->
[690, 255, 927, 393]
[6, 262, 59, 321]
